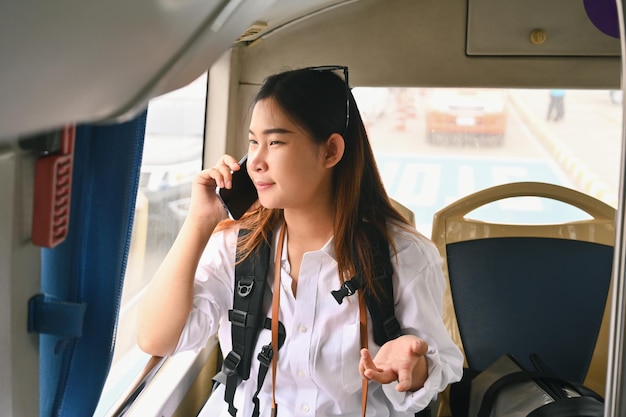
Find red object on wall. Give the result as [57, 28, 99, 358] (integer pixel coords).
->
[32, 125, 75, 248]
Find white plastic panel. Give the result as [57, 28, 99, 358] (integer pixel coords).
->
[0, 148, 41, 417]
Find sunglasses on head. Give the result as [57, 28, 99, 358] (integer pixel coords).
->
[301, 65, 350, 136]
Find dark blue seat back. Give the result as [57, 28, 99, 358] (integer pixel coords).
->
[447, 236, 613, 382]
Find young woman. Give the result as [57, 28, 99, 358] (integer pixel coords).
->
[137, 66, 463, 416]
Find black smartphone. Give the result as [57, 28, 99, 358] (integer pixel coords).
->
[217, 154, 258, 220]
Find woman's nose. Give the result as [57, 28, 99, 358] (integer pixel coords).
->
[247, 151, 265, 171]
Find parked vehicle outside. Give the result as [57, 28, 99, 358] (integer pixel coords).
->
[425, 88, 508, 146]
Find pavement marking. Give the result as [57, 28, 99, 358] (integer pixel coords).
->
[509, 93, 618, 208]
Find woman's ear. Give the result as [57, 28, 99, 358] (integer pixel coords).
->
[323, 133, 345, 168]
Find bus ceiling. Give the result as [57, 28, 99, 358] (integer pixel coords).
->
[0, 0, 366, 140]
[0, 0, 277, 140]
[0, 0, 622, 140]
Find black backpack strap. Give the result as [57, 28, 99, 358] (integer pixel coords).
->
[220, 229, 271, 416]
[529, 353, 604, 402]
[252, 318, 286, 417]
[331, 223, 403, 346]
[363, 223, 403, 345]
[528, 396, 604, 417]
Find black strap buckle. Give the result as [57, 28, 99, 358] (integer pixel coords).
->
[331, 278, 361, 304]
[229, 309, 248, 327]
[257, 344, 273, 367]
[223, 351, 242, 376]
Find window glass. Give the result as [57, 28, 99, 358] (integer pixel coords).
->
[94, 73, 207, 416]
[353, 87, 622, 235]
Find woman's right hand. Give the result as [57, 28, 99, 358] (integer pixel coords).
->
[186, 154, 242, 223]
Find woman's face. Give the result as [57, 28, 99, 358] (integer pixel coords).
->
[246, 98, 334, 212]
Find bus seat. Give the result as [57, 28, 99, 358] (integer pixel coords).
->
[391, 198, 416, 227]
[430, 181, 615, 416]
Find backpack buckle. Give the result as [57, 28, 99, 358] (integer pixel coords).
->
[223, 351, 242, 376]
[237, 276, 254, 297]
[257, 344, 273, 367]
[331, 278, 360, 304]
[230, 309, 248, 327]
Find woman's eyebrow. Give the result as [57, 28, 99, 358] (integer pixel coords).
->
[249, 127, 294, 136]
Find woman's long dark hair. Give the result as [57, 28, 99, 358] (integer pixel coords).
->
[216, 67, 413, 296]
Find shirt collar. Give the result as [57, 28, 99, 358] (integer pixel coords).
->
[274, 223, 337, 262]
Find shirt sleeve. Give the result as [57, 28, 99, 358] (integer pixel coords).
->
[381, 230, 464, 413]
[173, 227, 238, 354]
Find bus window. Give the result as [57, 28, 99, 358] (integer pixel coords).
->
[353, 87, 621, 236]
[94, 73, 207, 416]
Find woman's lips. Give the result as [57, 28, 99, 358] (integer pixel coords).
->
[254, 180, 273, 191]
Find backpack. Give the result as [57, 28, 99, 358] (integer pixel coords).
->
[213, 224, 427, 417]
[465, 353, 604, 417]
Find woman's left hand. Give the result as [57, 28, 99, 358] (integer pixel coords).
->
[358, 335, 429, 392]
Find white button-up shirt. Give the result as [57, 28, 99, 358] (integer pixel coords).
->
[175, 223, 463, 416]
